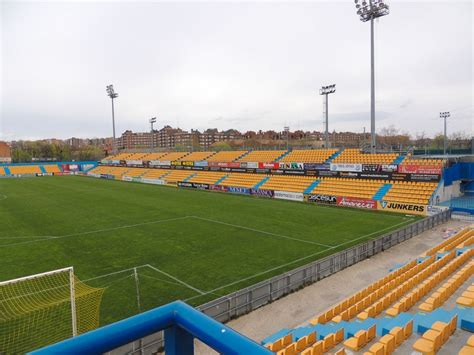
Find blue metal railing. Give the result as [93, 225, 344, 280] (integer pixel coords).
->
[30, 301, 271, 355]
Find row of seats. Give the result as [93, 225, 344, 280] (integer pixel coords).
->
[385, 250, 473, 317]
[422, 228, 474, 257]
[106, 149, 409, 164]
[456, 283, 474, 307]
[267, 328, 346, 355]
[310, 179, 383, 200]
[419, 257, 474, 311]
[401, 158, 445, 166]
[412, 314, 458, 354]
[332, 149, 399, 164]
[1, 164, 62, 175]
[366, 320, 414, 355]
[280, 149, 338, 163]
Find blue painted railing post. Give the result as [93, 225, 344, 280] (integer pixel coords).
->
[165, 325, 194, 355]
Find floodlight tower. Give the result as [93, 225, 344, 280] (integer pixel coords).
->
[353, 0, 390, 153]
[440, 111, 450, 155]
[106, 85, 119, 154]
[150, 117, 157, 149]
[284, 126, 290, 149]
[319, 84, 336, 149]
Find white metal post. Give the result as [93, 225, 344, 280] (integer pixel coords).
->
[69, 267, 78, 337]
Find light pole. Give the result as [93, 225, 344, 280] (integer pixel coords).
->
[284, 126, 290, 149]
[149, 117, 157, 150]
[106, 85, 119, 154]
[440, 112, 450, 155]
[354, 0, 389, 153]
[319, 84, 336, 149]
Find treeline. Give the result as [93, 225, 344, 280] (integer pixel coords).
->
[11, 141, 105, 163]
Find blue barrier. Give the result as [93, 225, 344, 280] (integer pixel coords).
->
[30, 301, 271, 355]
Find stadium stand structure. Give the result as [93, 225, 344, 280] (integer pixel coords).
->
[85, 148, 449, 216]
[262, 226, 474, 355]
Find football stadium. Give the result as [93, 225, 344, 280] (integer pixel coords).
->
[2, 0, 473, 354]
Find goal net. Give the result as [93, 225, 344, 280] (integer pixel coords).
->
[0, 267, 104, 354]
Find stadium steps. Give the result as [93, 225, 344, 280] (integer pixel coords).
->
[304, 179, 321, 194]
[183, 173, 197, 182]
[253, 176, 270, 189]
[392, 154, 406, 165]
[4, 167, 11, 175]
[40, 165, 47, 174]
[325, 149, 343, 163]
[372, 184, 392, 201]
[233, 151, 250, 162]
[275, 150, 290, 162]
[214, 174, 229, 185]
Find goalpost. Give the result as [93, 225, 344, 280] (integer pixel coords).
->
[0, 267, 104, 354]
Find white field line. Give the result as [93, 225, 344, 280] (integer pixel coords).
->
[190, 216, 333, 248]
[184, 218, 413, 301]
[83, 264, 150, 282]
[0, 216, 192, 248]
[145, 264, 205, 295]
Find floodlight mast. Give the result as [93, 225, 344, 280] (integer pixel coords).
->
[354, 0, 389, 153]
[106, 85, 119, 154]
[440, 112, 450, 155]
[150, 117, 157, 149]
[319, 84, 336, 149]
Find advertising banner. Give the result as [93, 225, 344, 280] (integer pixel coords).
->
[427, 205, 449, 216]
[126, 160, 143, 166]
[194, 161, 208, 167]
[208, 162, 241, 168]
[330, 163, 362, 172]
[274, 191, 304, 202]
[210, 184, 228, 192]
[100, 174, 114, 180]
[336, 196, 377, 209]
[246, 162, 259, 169]
[304, 163, 330, 171]
[228, 186, 250, 195]
[181, 161, 194, 167]
[177, 181, 210, 190]
[362, 164, 398, 173]
[149, 160, 171, 166]
[142, 178, 165, 185]
[399, 164, 442, 175]
[250, 188, 274, 198]
[378, 200, 427, 216]
[87, 173, 100, 178]
[306, 194, 337, 204]
[278, 162, 304, 170]
[122, 176, 133, 182]
[258, 162, 280, 169]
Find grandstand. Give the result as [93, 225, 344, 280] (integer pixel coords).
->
[262, 226, 474, 355]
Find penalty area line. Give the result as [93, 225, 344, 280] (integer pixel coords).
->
[145, 264, 206, 295]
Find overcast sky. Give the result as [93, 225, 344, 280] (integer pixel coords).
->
[1, 0, 472, 141]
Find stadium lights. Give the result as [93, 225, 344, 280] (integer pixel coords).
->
[440, 112, 451, 155]
[319, 84, 336, 149]
[150, 117, 157, 150]
[353, 0, 390, 153]
[284, 126, 290, 149]
[106, 85, 119, 154]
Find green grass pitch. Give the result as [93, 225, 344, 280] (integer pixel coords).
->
[0, 176, 417, 325]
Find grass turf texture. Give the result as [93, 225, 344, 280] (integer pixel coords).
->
[0, 176, 418, 325]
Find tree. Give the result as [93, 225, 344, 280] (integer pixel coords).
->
[210, 141, 232, 151]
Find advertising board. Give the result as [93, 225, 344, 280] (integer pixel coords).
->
[258, 162, 280, 169]
[274, 191, 304, 202]
[177, 181, 210, 190]
[142, 178, 165, 185]
[228, 186, 250, 195]
[336, 196, 377, 209]
[278, 162, 304, 170]
[377, 201, 427, 216]
[306, 194, 337, 204]
[304, 163, 330, 171]
[250, 188, 274, 198]
[398, 164, 442, 175]
[330, 163, 362, 172]
[210, 185, 228, 192]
